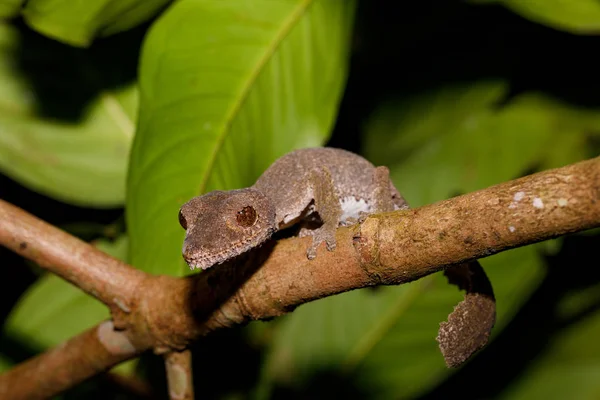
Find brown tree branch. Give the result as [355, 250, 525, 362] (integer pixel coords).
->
[164, 350, 194, 400]
[0, 157, 598, 399]
[0, 200, 147, 324]
[193, 156, 599, 329]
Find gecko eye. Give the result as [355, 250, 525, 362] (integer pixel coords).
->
[236, 206, 257, 227]
[178, 209, 187, 230]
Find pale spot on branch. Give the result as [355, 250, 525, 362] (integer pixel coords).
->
[513, 191, 525, 201]
[97, 321, 136, 355]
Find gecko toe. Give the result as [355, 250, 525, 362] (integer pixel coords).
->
[358, 211, 371, 223]
[325, 239, 336, 252]
[306, 246, 317, 260]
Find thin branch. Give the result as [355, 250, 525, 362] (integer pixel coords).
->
[0, 200, 148, 321]
[0, 321, 144, 400]
[0, 157, 598, 399]
[164, 350, 194, 400]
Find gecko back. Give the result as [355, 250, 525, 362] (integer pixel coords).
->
[253, 147, 408, 259]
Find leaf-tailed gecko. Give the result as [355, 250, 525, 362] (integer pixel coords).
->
[178, 147, 409, 270]
[178, 146, 496, 367]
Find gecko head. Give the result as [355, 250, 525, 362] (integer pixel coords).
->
[179, 188, 276, 270]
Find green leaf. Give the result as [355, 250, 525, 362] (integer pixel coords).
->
[128, 0, 356, 275]
[4, 236, 135, 374]
[500, 283, 600, 400]
[259, 247, 544, 398]
[6, 273, 110, 346]
[512, 93, 600, 170]
[0, 23, 137, 207]
[21, 0, 173, 47]
[365, 81, 600, 207]
[493, 0, 600, 34]
[0, 0, 23, 18]
[363, 81, 509, 176]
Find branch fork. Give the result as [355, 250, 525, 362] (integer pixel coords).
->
[0, 157, 598, 399]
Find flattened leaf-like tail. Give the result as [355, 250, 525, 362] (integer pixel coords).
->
[437, 261, 496, 368]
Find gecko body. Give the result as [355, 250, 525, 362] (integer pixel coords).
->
[179, 147, 408, 270]
[178, 147, 497, 368]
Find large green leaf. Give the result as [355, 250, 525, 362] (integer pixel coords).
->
[363, 81, 509, 179]
[472, 0, 600, 34]
[20, 0, 173, 47]
[0, 0, 23, 18]
[0, 23, 137, 207]
[128, 0, 356, 275]
[3, 236, 135, 374]
[365, 81, 600, 207]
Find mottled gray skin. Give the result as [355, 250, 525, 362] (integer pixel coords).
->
[179, 147, 409, 270]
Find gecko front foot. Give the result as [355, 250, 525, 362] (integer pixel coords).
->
[357, 211, 371, 223]
[306, 226, 337, 260]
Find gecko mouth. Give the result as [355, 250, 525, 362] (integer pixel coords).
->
[184, 228, 274, 270]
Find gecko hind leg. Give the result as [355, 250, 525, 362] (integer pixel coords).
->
[304, 167, 342, 260]
[372, 166, 410, 212]
[371, 166, 395, 213]
[366, 166, 409, 220]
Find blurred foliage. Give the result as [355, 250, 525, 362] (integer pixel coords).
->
[0, 22, 137, 206]
[0, 0, 599, 399]
[471, 0, 600, 35]
[364, 81, 600, 207]
[502, 298, 600, 400]
[0, 0, 173, 46]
